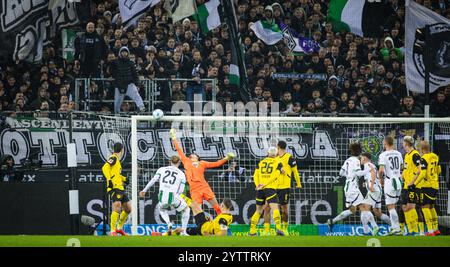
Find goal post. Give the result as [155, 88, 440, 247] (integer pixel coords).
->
[111, 115, 450, 236]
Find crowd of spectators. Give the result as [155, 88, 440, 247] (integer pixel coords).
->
[0, 0, 449, 117]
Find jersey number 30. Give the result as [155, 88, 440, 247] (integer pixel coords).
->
[388, 157, 400, 170]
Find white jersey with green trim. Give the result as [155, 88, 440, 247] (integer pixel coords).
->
[143, 166, 186, 195]
[378, 150, 403, 180]
[340, 156, 361, 193]
[355, 162, 381, 193]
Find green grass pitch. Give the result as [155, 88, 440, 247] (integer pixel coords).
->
[1, 236, 450, 247]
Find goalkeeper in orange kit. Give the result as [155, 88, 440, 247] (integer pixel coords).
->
[170, 129, 235, 215]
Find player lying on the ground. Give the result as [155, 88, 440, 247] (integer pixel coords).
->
[354, 152, 383, 236]
[262, 140, 302, 236]
[171, 196, 234, 236]
[101, 142, 131, 236]
[170, 128, 235, 215]
[409, 140, 441, 236]
[139, 155, 190, 236]
[249, 147, 285, 236]
[327, 142, 364, 231]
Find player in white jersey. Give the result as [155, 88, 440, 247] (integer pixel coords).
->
[378, 136, 403, 236]
[327, 142, 364, 231]
[357, 152, 392, 230]
[140, 155, 191, 235]
[354, 152, 384, 235]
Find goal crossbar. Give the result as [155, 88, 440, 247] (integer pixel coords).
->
[131, 115, 450, 124]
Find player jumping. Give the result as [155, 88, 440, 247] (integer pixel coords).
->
[378, 136, 404, 236]
[327, 142, 364, 231]
[249, 147, 285, 236]
[169, 128, 235, 215]
[139, 155, 191, 236]
[102, 142, 131, 236]
[409, 140, 441, 236]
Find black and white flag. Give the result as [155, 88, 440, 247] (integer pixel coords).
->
[164, 0, 196, 23]
[0, 0, 80, 64]
[48, 0, 80, 39]
[119, 0, 160, 27]
[406, 0, 450, 93]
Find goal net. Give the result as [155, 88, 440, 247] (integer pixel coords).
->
[99, 115, 450, 236]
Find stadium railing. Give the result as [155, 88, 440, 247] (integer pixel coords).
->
[73, 78, 218, 112]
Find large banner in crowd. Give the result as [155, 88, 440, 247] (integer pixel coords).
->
[0, 0, 79, 64]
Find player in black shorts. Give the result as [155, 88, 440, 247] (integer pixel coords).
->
[249, 147, 285, 236]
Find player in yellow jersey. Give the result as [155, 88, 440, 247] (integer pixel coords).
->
[409, 141, 441, 236]
[261, 141, 301, 235]
[249, 147, 285, 236]
[101, 142, 131, 236]
[173, 196, 233, 236]
[401, 136, 422, 235]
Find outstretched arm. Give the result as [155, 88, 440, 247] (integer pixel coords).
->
[141, 172, 161, 195]
[170, 129, 188, 162]
[202, 158, 228, 169]
[203, 152, 236, 169]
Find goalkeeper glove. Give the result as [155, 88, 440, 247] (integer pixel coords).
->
[170, 128, 176, 140]
[225, 152, 236, 160]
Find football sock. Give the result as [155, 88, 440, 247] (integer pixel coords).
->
[272, 209, 282, 230]
[213, 203, 222, 215]
[367, 211, 378, 229]
[181, 207, 190, 230]
[418, 222, 425, 234]
[264, 223, 270, 233]
[159, 209, 171, 225]
[379, 213, 391, 225]
[117, 211, 129, 230]
[180, 194, 192, 206]
[421, 207, 433, 233]
[405, 209, 419, 234]
[389, 208, 400, 231]
[282, 222, 288, 232]
[399, 209, 405, 233]
[416, 207, 425, 234]
[430, 208, 438, 231]
[250, 211, 261, 234]
[361, 211, 370, 234]
[110, 211, 119, 232]
[332, 210, 353, 223]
